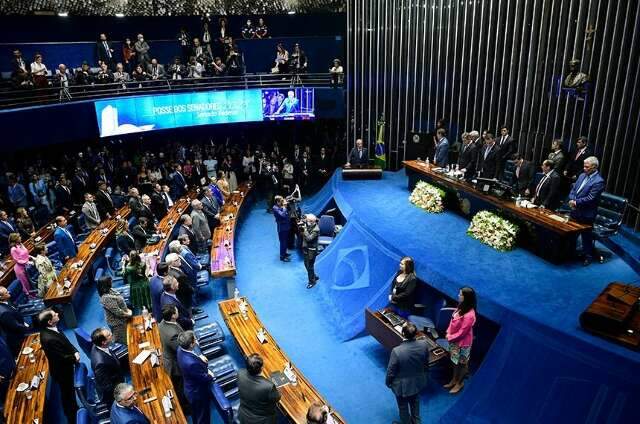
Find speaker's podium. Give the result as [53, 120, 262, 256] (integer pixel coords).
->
[342, 163, 383, 180]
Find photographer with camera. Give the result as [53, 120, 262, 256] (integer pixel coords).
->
[273, 195, 291, 262]
[301, 213, 320, 289]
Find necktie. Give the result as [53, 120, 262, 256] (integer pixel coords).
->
[516, 166, 520, 178]
[577, 174, 591, 194]
[104, 41, 111, 58]
[536, 174, 548, 197]
[484, 146, 492, 160]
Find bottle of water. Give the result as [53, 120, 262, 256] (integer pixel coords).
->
[426, 157, 430, 166]
[233, 287, 240, 300]
[142, 306, 149, 320]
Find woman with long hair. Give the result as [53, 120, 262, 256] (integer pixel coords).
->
[98, 275, 132, 344]
[388, 257, 418, 318]
[9, 233, 35, 298]
[33, 243, 56, 298]
[123, 250, 151, 315]
[444, 286, 477, 394]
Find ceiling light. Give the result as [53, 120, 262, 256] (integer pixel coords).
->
[58, 12, 68, 17]
[115, 13, 125, 18]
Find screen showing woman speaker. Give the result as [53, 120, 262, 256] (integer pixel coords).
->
[262, 88, 315, 121]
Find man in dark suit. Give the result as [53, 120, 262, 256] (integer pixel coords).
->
[568, 156, 606, 266]
[162, 184, 175, 210]
[90, 327, 125, 406]
[158, 305, 185, 397]
[131, 216, 152, 251]
[166, 253, 195, 313]
[347, 138, 369, 167]
[95, 181, 116, 219]
[128, 187, 144, 218]
[564, 136, 592, 182]
[200, 187, 220, 230]
[190, 159, 208, 186]
[386, 322, 428, 424]
[0, 335, 16, 403]
[170, 164, 188, 199]
[178, 214, 197, 247]
[54, 175, 74, 214]
[238, 353, 281, 424]
[434, 128, 449, 167]
[150, 183, 168, 219]
[512, 154, 535, 195]
[315, 147, 333, 181]
[0, 210, 17, 256]
[39, 309, 80, 424]
[110, 383, 151, 424]
[477, 133, 500, 179]
[177, 331, 214, 424]
[54, 215, 78, 261]
[457, 133, 478, 178]
[160, 275, 193, 330]
[150, 262, 168, 322]
[72, 168, 89, 206]
[138, 195, 157, 223]
[273, 196, 291, 262]
[97, 33, 115, 68]
[532, 160, 562, 210]
[0, 286, 30, 356]
[496, 126, 516, 178]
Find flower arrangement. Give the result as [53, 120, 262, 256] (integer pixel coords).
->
[409, 181, 446, 213]
[467, 211, 519, 251]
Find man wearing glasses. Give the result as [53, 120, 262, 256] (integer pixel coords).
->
[110, 383, 150, 424]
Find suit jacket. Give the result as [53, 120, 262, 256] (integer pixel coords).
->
[128, 197, 144, 218]
[131, 224, 150, 251]
[82, 201, 101, 229]
[348, 147, 369, 166]
[160, 292, 193, 330]
[54, 226, 78, 259]
[565, 147, 592, 180]
[190, 210, 211, 242]
[514, 161, 535, 193]
[96, 40, 114, 63]
[315, 154, 333, 176]
[0, 336, 16, 383]
[150, 191, 168, 219]
[201, 195, 220, 228]
[116, 233, 136, 254]
[237, 369, 281, 424]
[386, 338, 429, 398]
[434, 138, 449, 167]
[457, 142, 478, 175]
[170, 172, 188, 199]
[95, 189, 115, 218]
[146, 63, 166, 79]
[0, 302, 30, 356]
[158, 320, 184, 377]
[178, 225, 197, 247]
[110, 402, 150, 424]
[180, 247, 203, 274]
[496, 135, 516, 161]
[39, 327, 78, 381]
[548, 150, 566, 173]
[569, 171, 605, 221]
[533, 170, 562, 210]
[477, 144, 500, 179]
[0, 220, 17, 254]
[190, 164, 207, 186]
[90, 345, 124, 401]
[177, 347, 213, 401]
[54, 184, 73, 212]
[168, 266, 194, 308]
[272, 205, 290, 233]
[138, 204, 156, 223]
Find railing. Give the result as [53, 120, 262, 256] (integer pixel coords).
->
[0, 72, 337, 109]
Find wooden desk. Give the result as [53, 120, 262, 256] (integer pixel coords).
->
[403, 160, 591, 263]
[342, 166, 383, 180]
[4, 334, 48, 424]
[210, 182, 252, 279]
[365, 308, 448, 365]
[0, 214, 67, 287]
[219, 298, 346, 424]
[43, 206, 130, 326]
[127, 316, 187, 423]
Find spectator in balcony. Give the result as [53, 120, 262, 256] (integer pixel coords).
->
[330, 59, 344, 86]
[191, 37, 209, 63]
[147, 58, 165, 80]
[201, 20, 213, 57]
[177, 27, 192, 63]
[96, 62, 114, 84]
[113, 62, 130, 88]
[188, 56, 204, 79]
[122, 37, 136, 74]
[290, 44, 308, 74]
[169, 57, 187, 80]
[30, 53, 49, 88]
[217, 17, 232, 57]
[256, 17, 269, 39]
[10, 49, 31, 88]
[134, 33, 151, 68]
[210, 56, 226, 76]
[7, 175, 28, 209]
[75, 61, 94, 86]
[96, 33, 115, 69]
[131, 64, 150, 85]
[274, 43, 289, 74]
[226, 45, 244, 76]
[241, 19, 256, 39]
[54, 64, 72, 88]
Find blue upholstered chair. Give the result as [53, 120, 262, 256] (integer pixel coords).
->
[318, 215, 336, 248]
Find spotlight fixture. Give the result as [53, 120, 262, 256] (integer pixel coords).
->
[288, 10, 296, 15]
[58, 12, 68, 17]
[115, 13, 125, 18]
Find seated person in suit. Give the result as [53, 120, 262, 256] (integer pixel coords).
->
[177, 331, 215, 424]
[346, 138, 369, 167]
[53, 215, 77, 261]
[388, 257, 418, 318]
[147, 58, 166, 80]
[531, 160, 562, 210]
[90, 327, 125, 406]
[457, 133, 478, 178]
[434, 128, 449, 167]
[512, 154, 535, 196]
[238, 353, 281, 424]
[307, 402, 338, 424]
[568, 156, 606, 266]
[110, 383, 151, 424]
[160, 275, 193, 330]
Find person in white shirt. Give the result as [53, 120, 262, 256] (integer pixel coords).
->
[203, 155, 218, 178]
[188, 56, 204, 79]
[30, 53, 49, 88]
[330, 58, 344, 86]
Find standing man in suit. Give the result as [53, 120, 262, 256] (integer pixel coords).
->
[160, 275, 193, 330]
[150, 262, 168, 322]
[54, 175, 74, 214]
[532, 160, 562, 210]
[162, 184, 175, 209]
[386, 322, 428, 424]
[190, 200, 211, 253]
[177, 331, 214, 424]
[496, 126, 515, 178]
[477, 133, 499, 179]
[564, 136, 592, 182]
[457, 133, 478, 178]
[0, 286, 30, 356]
[134, 33, 151, 68]
[200, 187, 220, 230]
[512, 154, 535, 195]
[568, 156, 606, 266]
[54, 215, 78, 261]
[238, 353, 281, 424]
[82, 193, 102, 230]
[39, 308, 80, 424]
[90, 327, 125, 406]
[346, 138, 369, 167]
[434, 128, 449, 167]
[273, 196, 291, 262]
[176, 235, 205, 276]
[95, 181, 115, 219]
[138, 195, 157, 224]
[131, 216, 152, 251]
[166, 253, 195, 314]
[150, 183, 168, 219]
[171, 164, 188, 199]
[110, 383, 151, 424]
[97, 33, 115, 69]
[158, 304, 187, 405]
[0, 210, 17, 256]
[178, 214, 197, 247]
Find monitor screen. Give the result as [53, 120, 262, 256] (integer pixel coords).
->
[94, 87, 315, 137]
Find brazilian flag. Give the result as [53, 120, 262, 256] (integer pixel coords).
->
[374, 118, 386, 168]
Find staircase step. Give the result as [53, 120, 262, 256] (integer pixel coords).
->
[619, 225, 640, 247]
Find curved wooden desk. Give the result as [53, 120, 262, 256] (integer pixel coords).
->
[219, 297, 346, 424]
[4, 334, 48, 424]
[43, 206, 130, 326]
[127, 316, 186, 423]
[142, 194, 194, 259]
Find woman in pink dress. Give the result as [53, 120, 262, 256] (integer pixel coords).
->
[444, 286, 477, 394]
[9, 233, 35, 298]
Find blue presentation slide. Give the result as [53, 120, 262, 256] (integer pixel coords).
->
[95, 89, 265, 137]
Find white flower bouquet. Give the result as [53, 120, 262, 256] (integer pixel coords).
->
[409, 181, 446, 213]
[467, 210, 519, 251]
